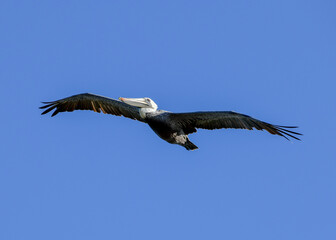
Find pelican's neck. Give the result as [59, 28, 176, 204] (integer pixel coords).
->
[140, 107, 157, 119]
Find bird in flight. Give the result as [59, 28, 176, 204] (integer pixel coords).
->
[40, 93, 301, 150]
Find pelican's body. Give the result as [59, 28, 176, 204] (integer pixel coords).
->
[40, 93, 301, 150]
[145, 112, 198, 150]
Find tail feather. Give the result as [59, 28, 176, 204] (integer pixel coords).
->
[184, 139, 198, 151]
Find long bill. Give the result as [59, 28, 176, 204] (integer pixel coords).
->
[119, 97, 150, 108]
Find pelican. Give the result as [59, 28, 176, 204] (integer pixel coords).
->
[40, 93, 301, 150]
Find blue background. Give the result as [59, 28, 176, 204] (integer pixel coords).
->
[1, 1, 335, 239]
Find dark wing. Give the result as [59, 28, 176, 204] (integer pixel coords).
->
[169, 111, 301, 140]
[40, 93, 144, 122]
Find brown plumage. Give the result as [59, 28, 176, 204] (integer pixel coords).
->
[40, 93, 144, 121]
[169, 112, 301, 140]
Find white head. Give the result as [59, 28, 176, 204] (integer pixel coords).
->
[119, 97, 158, 111]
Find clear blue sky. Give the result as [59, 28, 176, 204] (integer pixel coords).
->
[1, 1, 335, 239]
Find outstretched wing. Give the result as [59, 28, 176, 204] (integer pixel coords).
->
[169, 111, 302, 140]
[40, 93, 144, 122]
